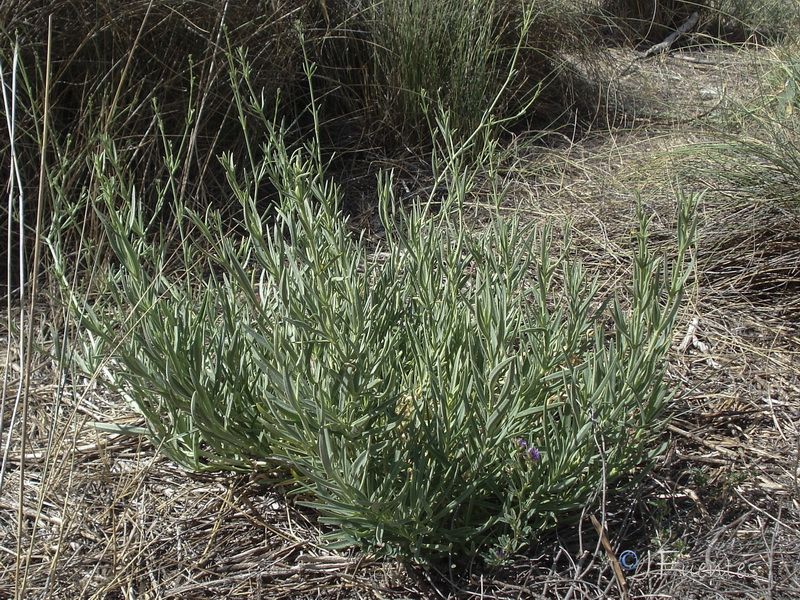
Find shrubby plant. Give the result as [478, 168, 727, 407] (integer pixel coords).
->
[64, 56, 697, 562]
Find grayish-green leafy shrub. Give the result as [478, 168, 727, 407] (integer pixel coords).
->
[65, 60, 696, 561]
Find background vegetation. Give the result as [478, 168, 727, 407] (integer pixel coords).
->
[2, 0, 799, 598]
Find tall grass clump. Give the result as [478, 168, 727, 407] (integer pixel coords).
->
[314, 0, 601, 149]
[61, 53, 698, 561]
[683, 47, 800, 206]
[669, 46, 798, 303]
[361, 0, 536, 144]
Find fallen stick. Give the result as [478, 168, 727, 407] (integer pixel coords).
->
[641, 11, 700, 58]
[667, 423, 738, 457]
[590, 514, 631, 600]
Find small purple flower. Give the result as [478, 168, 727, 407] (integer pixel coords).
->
[517, 439, 540, 462]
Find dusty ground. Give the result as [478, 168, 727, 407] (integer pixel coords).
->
[2, 43, 799, 599]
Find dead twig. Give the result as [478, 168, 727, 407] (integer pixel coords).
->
[667, 423, 738, 458]
[641, 12, 700, 59]
[589, 514, 630, 600]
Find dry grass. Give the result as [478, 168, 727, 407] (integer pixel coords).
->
[2, 34, 800, 600]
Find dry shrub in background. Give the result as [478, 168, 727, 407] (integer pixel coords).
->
[2, 0, 617, 298]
